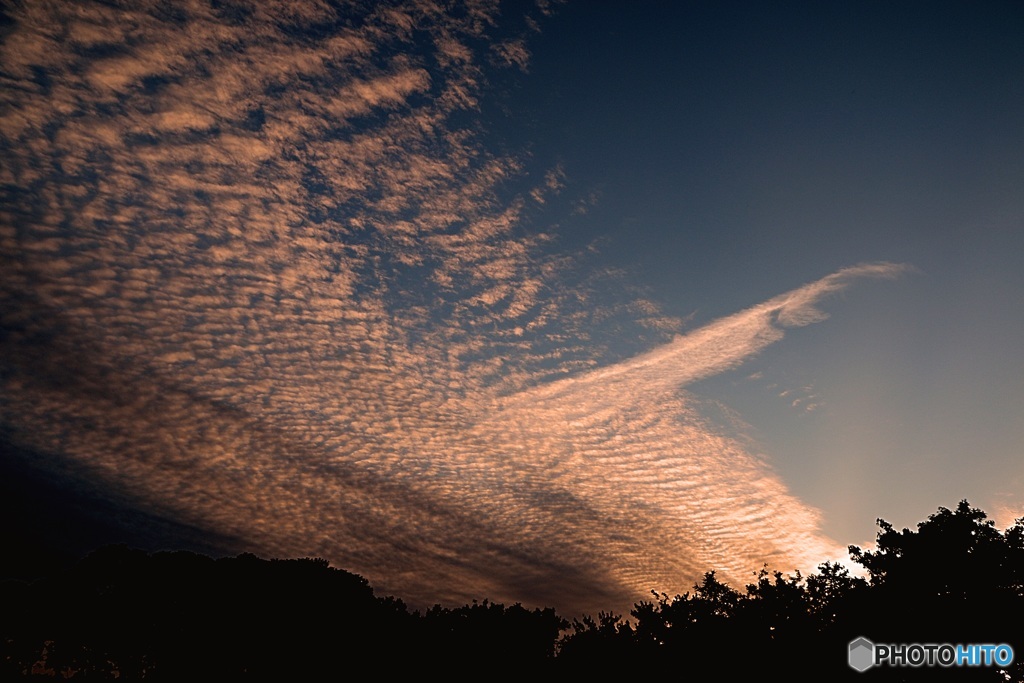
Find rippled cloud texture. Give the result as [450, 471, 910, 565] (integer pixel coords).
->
[1, 0, 903, 615]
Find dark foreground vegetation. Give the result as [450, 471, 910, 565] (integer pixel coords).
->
[3, 500, 1023, 680]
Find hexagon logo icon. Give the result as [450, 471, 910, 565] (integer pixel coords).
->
[849, 637, 875, 672]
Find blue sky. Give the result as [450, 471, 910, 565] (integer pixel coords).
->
[497, 0, 1024, 541]
[1, 0, 1022, 616]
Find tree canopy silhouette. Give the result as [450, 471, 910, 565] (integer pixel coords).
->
[2, 500, 1022, 680]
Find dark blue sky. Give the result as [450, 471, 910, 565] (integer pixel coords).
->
[510, 1, 1022, 299]
[482, 0, 1024, 541]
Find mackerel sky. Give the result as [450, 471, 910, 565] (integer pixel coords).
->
[2, 0, 1022, 616]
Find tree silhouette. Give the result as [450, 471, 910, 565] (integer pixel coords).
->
[555, 610, 635, 669]
[2, 500, 1023, 679]
[843, 500, 1024, 681]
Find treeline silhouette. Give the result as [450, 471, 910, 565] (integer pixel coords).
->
[2, 500, 1022, 680]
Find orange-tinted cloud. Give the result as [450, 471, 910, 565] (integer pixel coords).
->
[0, 0, 905, 615]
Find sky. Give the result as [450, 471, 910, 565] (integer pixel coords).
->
[1, 0, 1022, 617]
